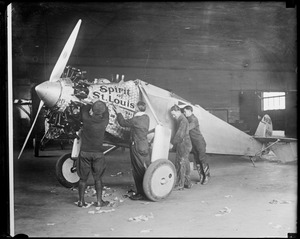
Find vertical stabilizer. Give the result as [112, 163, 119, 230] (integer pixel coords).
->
[254, 114, 273, 137]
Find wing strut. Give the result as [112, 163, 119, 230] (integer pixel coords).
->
[137, 82, 162, 126]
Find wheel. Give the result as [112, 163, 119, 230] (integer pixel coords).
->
[56, 153, 80, 188]
[143, 159, 176, 201]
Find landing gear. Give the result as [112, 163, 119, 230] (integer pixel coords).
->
[143, 159, 176, 201]
[55, 154, 177, 202]
[56, 153, 79, 188]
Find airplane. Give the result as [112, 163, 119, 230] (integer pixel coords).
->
[17, 19, 297, 202]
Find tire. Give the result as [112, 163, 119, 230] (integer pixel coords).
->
[143, 159, 176, 202]
[56, 153, 80, 188]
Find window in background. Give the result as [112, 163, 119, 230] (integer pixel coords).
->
[262, 92, 286, 111]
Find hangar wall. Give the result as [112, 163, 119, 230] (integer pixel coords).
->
[12, 2, 297, 145]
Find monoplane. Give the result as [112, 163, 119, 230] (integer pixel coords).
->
[17, 19, 297, 201]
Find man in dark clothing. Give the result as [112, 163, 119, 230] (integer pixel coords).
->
[183, 105, 210, 185]
[77, 100, 110, 208]
[113, 101, 151, 200]
[170, 105, 193, 190]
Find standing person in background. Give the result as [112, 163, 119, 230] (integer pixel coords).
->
[183, 105, 210, 185]
[170, 105, 193, 190]
[77, 100, 110, 208]
[113, 101, 151, 200]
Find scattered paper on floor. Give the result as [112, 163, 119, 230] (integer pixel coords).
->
[215, 207, 231, 216]
[269, 199, 292, 204]
[128, 213, 154, 222]
[140, 229, 152, 233]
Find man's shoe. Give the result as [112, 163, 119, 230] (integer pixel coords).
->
[196, 164, 203, 183]
[205, 165, 210, 176]
[129, 193, 144, 200]
[201, 165, 210, 185]
[76, 201, 92, 208]
[201, 175, 209, 185]
[77, 201, 88, 208]
[184, 183, 192, 189]
[94, 200, 109, 207]
[173, 186, 184, 191]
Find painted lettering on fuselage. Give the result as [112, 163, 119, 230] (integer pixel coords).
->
[89, 82, 138, 111]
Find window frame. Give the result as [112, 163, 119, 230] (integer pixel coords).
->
[261, 92, 286, 111]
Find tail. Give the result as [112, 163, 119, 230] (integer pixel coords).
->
[254, 114, 297, 163]
[254, 114, 273, 137]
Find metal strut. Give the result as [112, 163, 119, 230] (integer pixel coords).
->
[249, 156, 256, 167]
[252, 138, 281, 166]
[137, 82, 163, 126]
[255, 139, 280, 157]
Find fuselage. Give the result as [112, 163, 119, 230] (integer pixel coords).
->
[35, 78, 263, 157]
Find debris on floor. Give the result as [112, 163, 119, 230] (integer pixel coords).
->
[102, 186, 115, 197]
[123, 189, 136, 198]
[269, 199, 292, 204]
[140, 229, 152, 233]
[88, 208, 116, 214]
[85, 186, 96, 197]
[224, 195, 233, 198]
[128, 213, 154, 222]
[103, 192, 112, 197]
[108, 201, 118, 207]
[70, 187, 78, 191]
[268, 222, 291, 230]
[96, 208, 116, 214]
[215, 207, 231, 216]
[272, 224, 282, 229]
[46, 223, 55, 226]
[110, 171, 124, 177]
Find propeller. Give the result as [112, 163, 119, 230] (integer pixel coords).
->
[17, 19, 82, 159]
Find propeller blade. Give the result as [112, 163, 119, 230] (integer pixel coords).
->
[18, 19, 82, 159]
[17, 101, 44, 159]
[49, 19, 82, 82]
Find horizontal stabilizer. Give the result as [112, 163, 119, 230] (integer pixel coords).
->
[270, 141, 297, 163]
[253, 136, 297, 143]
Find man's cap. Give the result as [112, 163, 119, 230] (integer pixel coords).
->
[92, 100, 106, 115]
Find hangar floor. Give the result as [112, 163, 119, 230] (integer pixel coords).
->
[13, 145, 297, 237]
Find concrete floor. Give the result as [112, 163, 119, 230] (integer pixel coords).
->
[13, 145, 297, 237]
